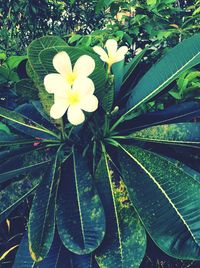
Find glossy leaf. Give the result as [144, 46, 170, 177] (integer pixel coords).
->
[14, 233, 72, 268]
[0, 106, 59, 139]
[28, 151, 61, 261]
[0, 159, 50, 184]
[0, 175, 42, 222]
[112, 60, 124, 96]
[57, 149, 105, 254]
[123, 48, 147, 85]
[15, 78, 39, 101]
[119, 101, 200, 133]
[95, 148, 146, 268]
[124, 34, 200, 119]
[119, 144, 200, 260]
[129, 123, 200, 146]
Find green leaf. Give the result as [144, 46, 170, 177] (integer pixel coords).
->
[57, 148, 105, 254]
[147, 0, 157, 5]
[14, 233, 72, 268]
[28, 151, 61, 262]
[0, 106, 59, 139]
[128, 123, 200, 146]
[6, 55, 27, 70]
[0, 65, 9, 84]
[0, 159, 50, 184]
[123, 48, 147, 85]
[112, 61, 124, 96]
[119, 144, 200, 260]
[15, 79, 39, 101]
[0, 122, 11, 134]
[95, 148, 146, 268]
[0, 133, 40, 146]
[124, 34, 200, 121]
[0, 175, 42, 223]
[27, 36, 67, 115]
[28, 36, 67, 81]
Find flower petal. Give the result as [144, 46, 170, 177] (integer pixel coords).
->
[93, 46, 109, 62]
[44, 73, 69, 96]
[67, 106, 85, 125]
[114, 46, 128, 62]
[105, 39, 118, 58]
[53, 51, 72, 77]
[73, 77, 95, 96]
[73, 55, 95, 77]
[80, 95, 98, 112]
[50, 103, 68, 119]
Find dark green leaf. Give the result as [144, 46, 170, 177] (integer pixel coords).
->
[125, 34, 200, 120]
[0, 175, 42, 222]
[0, 106, 59, 139]
[15, 79, 39, 101]
[129, 123, 200, 146]
[28, 151, 61, 261]
[123, 48, 147, 85]
[119, 144, 200, 260]
[120, 101, 200, 133]
[0, 160, 50, 184]
[13, 233, 72, 268]
[57, 149, 105, 254]
[95, 148, 146, 268]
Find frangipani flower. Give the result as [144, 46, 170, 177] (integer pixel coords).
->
[93, 39, 128, 70]
[44, 52, 98, 125]
[44, 51, 95, 90]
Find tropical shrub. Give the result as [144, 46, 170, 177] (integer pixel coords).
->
[0, 33, 200, 268]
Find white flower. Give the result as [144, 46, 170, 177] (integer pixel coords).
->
[93, 39, 128, 69]
[44, 52, 98, 125]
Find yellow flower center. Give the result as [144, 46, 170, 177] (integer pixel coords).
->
[67, 90, 80, 105]
[66, 72, 77, 86]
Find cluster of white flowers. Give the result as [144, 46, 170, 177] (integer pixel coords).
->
[44, 39, 128, 125]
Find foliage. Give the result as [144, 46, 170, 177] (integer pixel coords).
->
[0, 32, 200, 268]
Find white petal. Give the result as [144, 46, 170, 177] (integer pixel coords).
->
[105, 39, 118, 58]
[44, 73, 69, 96]
[53, 51, 72, 77]
[80, 95, 98, 112]
[50, 103, 68, 119]
[73, 77, 95, 96]
[93, 46, 109, 62]
[54, 94, 69, 107]
[67, 106, 85, 125]
[114, 46, 128, 62]
[73, 55, 95, 77]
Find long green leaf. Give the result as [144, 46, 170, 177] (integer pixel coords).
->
[0, 106, 59, 139]
[112, 34, 200, 129]
[94, 147, 146, 268]
[123, 48, 147, 85]
[126, 34, 200, 113]
[119, 144, 200, 260]
[28, 150, 61, 261]
[57, 148, 105, 254]
[13, 233, 72, 268]
[128, 122, 200, 146]
[0, 175, 42, 222]
[0, 160, 50, 184]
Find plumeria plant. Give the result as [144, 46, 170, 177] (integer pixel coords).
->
[0, 34, 200, 268]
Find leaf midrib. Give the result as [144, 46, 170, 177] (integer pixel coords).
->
[120, 145, 200, 247]
[102, 147, 125, 267]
